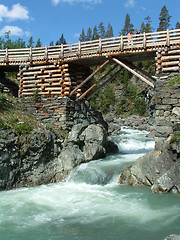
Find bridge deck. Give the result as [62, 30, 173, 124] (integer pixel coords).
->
[0, 29, 179, 69]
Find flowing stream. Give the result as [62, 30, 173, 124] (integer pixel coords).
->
[0, 127, 179, 240]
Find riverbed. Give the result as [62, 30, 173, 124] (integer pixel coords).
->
[0, 127, 179, 240]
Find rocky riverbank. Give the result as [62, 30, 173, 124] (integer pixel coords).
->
[0, 99, 118, 191]
[119, 75, 180, 194]
[104, 114, 155, 135]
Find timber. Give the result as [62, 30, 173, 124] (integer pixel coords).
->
[112, 58, 154, 88]
[69, 59, 110, 96]
[0, 29, 180, 98]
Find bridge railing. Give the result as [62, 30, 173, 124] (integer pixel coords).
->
[0, 29, 180, 64]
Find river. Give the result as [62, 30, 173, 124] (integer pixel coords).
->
[0, 127, 179, 240]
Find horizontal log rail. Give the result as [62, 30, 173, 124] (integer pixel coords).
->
[0, 29, 180, 65]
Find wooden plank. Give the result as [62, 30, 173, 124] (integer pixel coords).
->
[123, 61, 156, 82]
[112, 58, 154, 88]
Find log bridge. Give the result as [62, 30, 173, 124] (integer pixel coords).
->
[0, 29, 180, 99]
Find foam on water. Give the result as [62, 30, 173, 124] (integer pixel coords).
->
[0, 127, 179, 240]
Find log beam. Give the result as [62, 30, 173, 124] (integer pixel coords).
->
[112, 58, 154, 88]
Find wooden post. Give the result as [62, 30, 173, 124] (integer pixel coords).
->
[143, 32, 146, 49]
[69, 59, 110, 96]
[120, 35, 124, 51]
[60, 44, 64, 58]
[112, 58, 154, 88]
[5, 48, 8, 63]
[44, 46, 48, 61]
[166, 29, 170, 47]
[29, 47, 32, 62]
[98, 38, 102, 53]
[78, 41, 81, 55]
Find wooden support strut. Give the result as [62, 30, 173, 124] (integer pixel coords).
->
[87, 68, 123, 100]
[123, 60, 156, 83]
[79, 64, 119, 100]
[69, 59, 110, 96]
[112, 58, 154, 88]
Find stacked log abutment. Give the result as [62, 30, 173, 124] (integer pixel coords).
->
[18, 62, 63, 96]
[156, 46, 180, 75]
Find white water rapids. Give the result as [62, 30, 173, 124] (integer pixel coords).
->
[0, 127, 179, 240]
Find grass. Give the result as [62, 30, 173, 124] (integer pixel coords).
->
[168, 76, 180, 87]
[0, 93, 38, 136]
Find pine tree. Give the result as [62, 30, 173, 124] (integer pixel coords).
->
[92, 25, 99, 40]
[36, 38, 42, 47]
[4, 31, 13, 49]
[106, 23, 114, 38]
[140, 16, 154, 33]
[121, 14, 134, 35]
[175, 21, 180, 29]
[157, 5, 171, 31]
[27, 36, 34, 48]
[56, 34, 67, 45]
[79, 28, 86, 42]
[14, 38, 26, 48]
[98, 22, 106, 38]
[49, 41, 54, 46]
[86, 27, 92, 41]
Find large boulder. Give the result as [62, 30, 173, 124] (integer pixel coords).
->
[119, 138, 180, 193]
[58, 123, 112, 171]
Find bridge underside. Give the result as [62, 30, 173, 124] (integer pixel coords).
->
[0, 45, 179, 99]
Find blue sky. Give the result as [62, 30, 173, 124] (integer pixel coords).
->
[0, 0, 179, 46]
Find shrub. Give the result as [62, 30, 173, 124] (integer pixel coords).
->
[171, 131, 180, 143]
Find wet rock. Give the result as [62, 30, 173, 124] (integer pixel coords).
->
[164, 235, 180, 240]
[119, 144, 180, 193]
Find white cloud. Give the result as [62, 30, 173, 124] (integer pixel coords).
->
[124, 0, 135, 8]
[74, 32, 80, 38]
[0, 3, 29, 22]
[0, 26, 27, 37]
[52, 0, 102, 6]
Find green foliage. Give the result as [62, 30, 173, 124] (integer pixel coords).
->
[176, 21, 180, 29]
[98, 22, 106, 38]
[92, 25, 99, 40]
[86, 27, 92, 41]
[120, 14, 134, 35]
[168, 76, 180, 87]
[27, 36, 34, 48]
[140, 16, 154, 33]
[157, 5, 171, 31]
[56, 34, 67, 45]
[171, 131, 180, 143]
[106, 23, 114, 38]
[36, 38, 42, 47]
[90, 84, 115, 114]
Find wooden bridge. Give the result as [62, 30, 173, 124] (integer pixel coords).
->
[0, 29, 180, 98]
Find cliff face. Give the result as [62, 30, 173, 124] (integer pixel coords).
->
[0, 99, 118, 191]
[120, 74, 180, 193]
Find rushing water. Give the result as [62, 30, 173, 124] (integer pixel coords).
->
[0, 127, 180, 240]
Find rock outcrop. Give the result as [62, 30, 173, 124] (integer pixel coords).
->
[120, 74, 180, 193]
[0, 99, 118, 190]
